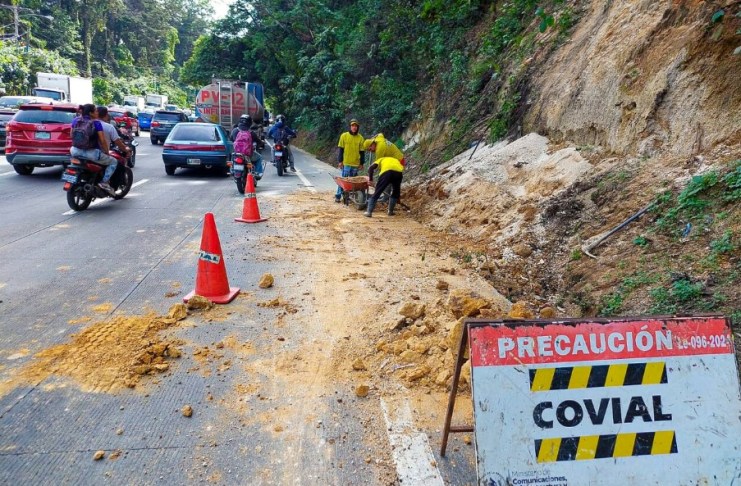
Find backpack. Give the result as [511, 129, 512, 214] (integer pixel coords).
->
[71, 117, 97, 150]
[233, 129, 253, 156]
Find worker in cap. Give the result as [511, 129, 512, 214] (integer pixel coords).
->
[335, 119, 365, 202]
[363, 133, 405, 166]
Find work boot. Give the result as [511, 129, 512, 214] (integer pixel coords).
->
[387, 198, 398, 216]
[364, 199, 377, 218]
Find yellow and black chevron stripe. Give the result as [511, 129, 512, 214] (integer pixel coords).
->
[535, 431, 678, 462]
[529, 362, 667, 391]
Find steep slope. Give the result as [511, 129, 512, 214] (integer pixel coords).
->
[403, 1, 740, 328]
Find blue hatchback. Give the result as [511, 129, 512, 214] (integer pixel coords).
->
[138, 110, 154, 130]
[162, 123, 233, 176]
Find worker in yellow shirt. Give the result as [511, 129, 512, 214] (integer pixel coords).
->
[364, 156, 404, 217]
[335, 119, 365, 202]
[362, 133, 405, 166]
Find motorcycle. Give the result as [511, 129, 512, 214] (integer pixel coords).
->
[231, 144, 262, 194]
[117, 121, 139, 167]
[272, 133, 296, 177]
[61, 147, 134, 211]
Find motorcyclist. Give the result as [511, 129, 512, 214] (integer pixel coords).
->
[268, 114, 297, 172]
[231, 115, 263, 179]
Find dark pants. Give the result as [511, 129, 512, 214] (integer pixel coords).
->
[370, 170, 402, 203]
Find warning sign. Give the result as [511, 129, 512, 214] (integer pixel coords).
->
[468, 317, 741, 485]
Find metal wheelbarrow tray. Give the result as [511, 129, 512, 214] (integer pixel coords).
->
[332, 175, 369, 209]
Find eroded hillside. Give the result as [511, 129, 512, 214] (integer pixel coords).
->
[401, 1, 740, 327]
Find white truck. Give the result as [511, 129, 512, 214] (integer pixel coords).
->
[145, 94, 168, 110]
[123, 95, 145, 112]
[32, 72, 93, 104]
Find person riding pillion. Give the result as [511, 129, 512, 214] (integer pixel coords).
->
[70, 104, 120, 195]
[365, 156, 404, 218]
[335, 119, 365, 202]
[268, 114, 297, 171]
[231, 115, 264, 178]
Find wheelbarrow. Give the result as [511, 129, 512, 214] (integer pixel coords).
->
[332, 174, 370, 210]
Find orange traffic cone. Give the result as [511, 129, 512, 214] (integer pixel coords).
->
[183, 212, 240, 305]
[235, 173, 268, 223]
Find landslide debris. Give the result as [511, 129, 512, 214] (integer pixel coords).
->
[0, 304, 197, 396]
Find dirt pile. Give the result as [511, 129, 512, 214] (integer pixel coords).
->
[0, 305, 193, 396]
[368, 292, 550, 390]
[406, 133, 591, 247]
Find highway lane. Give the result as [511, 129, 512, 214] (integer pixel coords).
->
[0, 136, 475, 485]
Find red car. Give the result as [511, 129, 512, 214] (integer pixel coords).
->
[108, 107, 140, 137]
[5, 103, 78, 175]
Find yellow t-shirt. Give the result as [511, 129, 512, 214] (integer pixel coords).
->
[337, 132, 365, 167]
[376, 156, 404, 176]
[375, 140, 404, 161]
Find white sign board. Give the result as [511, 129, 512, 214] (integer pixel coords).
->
[469, 317, 741, 485]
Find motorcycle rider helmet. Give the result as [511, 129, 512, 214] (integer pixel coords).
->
[350, 118, 359, 127]
[239, 114, 251, 124]
[276, 114, 286, 124]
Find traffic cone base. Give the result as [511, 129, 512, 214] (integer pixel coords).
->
[185, 212, 240, 305]
[235, 173, 268, 223]
[183, 288, 239, 305]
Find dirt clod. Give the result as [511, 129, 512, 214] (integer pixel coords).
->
[167, 303, 188, 320]
[182, 405, 193, 417]
[187, 295, 214, 310]
[258, 273, 274, 289]
[355, 384, 370, 397]
[352, 358, 367, 371]
[398, 302, 425, 320]
[446, 289, 491, 318]
[93, 451, 105, 461]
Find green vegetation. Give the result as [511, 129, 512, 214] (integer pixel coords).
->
[0, 0, 211, 105]
[181, 0, 579, 157]
[597, 271, 661, 316]
[650, 278, 708, 314]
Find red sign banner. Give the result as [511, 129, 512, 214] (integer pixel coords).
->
[470, 317, 732, 367]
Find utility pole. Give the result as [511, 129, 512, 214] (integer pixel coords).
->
[13, 4, 19, 41]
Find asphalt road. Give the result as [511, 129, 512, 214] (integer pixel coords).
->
[0, 136, 476, 485]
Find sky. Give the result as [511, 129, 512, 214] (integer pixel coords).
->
[211, 0, 234, 19]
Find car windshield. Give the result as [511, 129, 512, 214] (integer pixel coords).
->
[13, 109, 76, 124]
[155, 113, 182, 121]
[138, 112, 153, 120]
[0, 113, 15, 122]
[109, 111, 126, 118]
[0, 97, 27, 109]
[170, 125, 221, 142]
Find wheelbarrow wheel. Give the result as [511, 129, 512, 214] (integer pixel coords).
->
[353, 190, 367, 210]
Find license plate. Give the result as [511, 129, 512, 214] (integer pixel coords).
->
[35, 132, 51, 140]
[187, 158, 201, 165]
[233, 164, 244, 171]
[274, 151, 283, 156]
[61, 172, 78, 183]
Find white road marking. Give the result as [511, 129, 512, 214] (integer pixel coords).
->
[380, 396, 445, 486]
[294, 168, 317, 193]
[62, 179, 149, 215]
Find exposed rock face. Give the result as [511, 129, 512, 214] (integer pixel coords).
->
[526, 2, 739, 157]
